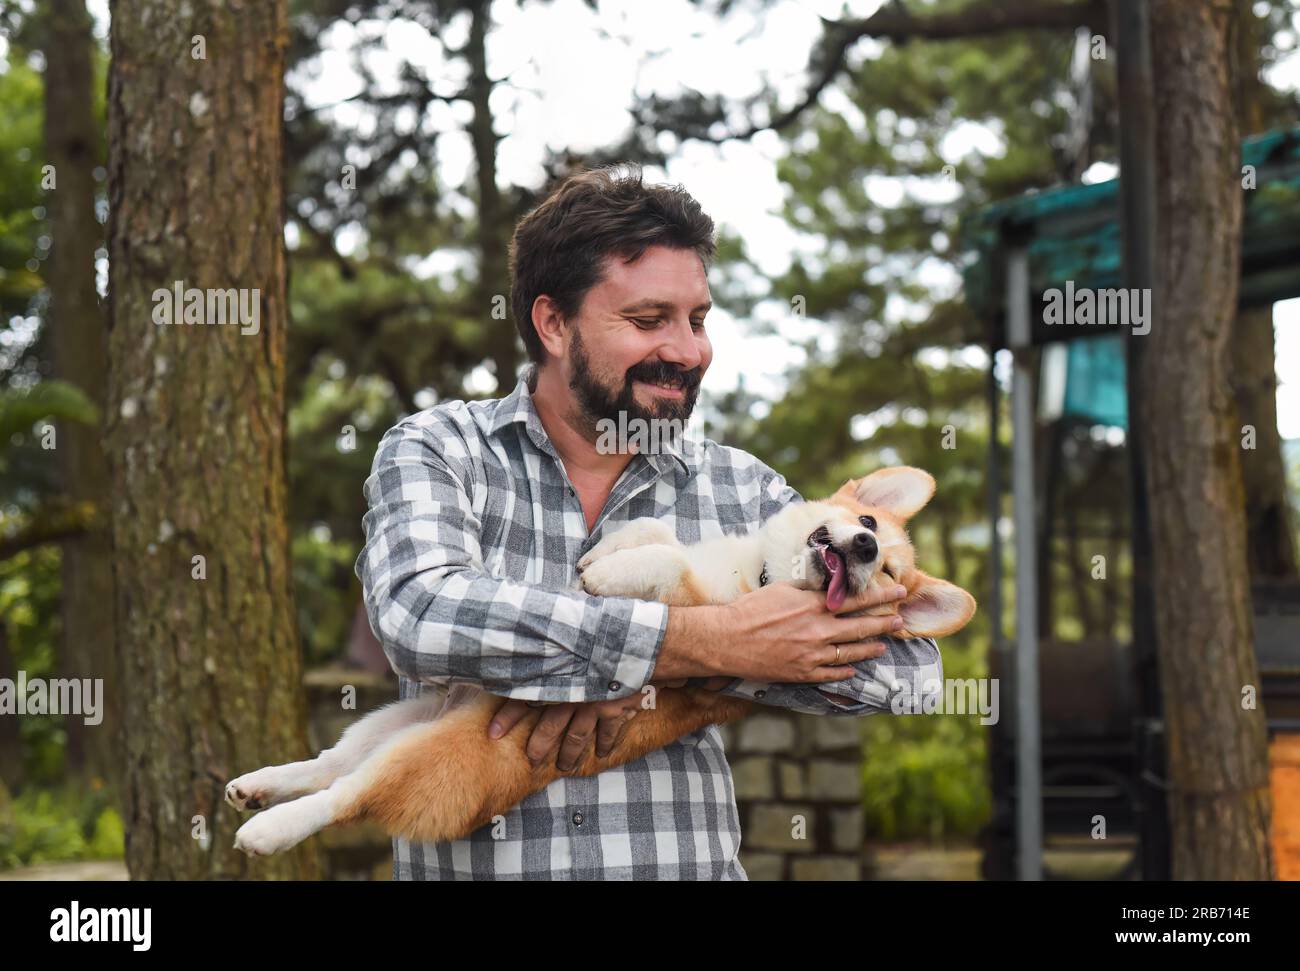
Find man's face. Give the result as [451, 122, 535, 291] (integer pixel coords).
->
[558, 245, 713, 434]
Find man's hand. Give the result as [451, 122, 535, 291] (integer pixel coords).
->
[488, 679, 696, 770]
[653, 581, 910, 683]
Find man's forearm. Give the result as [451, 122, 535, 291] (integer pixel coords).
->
[652, 604, 735, 681]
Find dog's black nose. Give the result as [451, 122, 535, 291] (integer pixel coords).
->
[852, 532, 878, 560]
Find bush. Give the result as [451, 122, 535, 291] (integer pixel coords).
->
[859, 626, 992, 841]
[0, 781, 124, 870]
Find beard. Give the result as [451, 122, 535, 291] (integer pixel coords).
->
[566, 326, 703, 438]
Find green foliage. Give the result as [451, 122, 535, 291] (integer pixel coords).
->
[0, 57, 45, 320]
[287, 351, 405, 664]
[0, 380, 98, 457]
[0, 545, 67, 783]
[292, 525, 362, 667]
[0, 782, 125, 870]
[860, 692, 991, 841]
[857, 536, 995, 840]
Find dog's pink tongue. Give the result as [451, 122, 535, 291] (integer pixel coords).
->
[822, 548, 847, 611]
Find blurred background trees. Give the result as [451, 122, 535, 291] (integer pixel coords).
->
[2, 0, 1298, 872]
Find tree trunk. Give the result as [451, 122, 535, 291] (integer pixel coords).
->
[1233, 305, 1299, 579]
[106, 0, 318, 879]
[0, 624, 23, 793]
[1146, 0, 1273, 880]
[467, 0, 517, 388]
[1230, 0, 1298, 580]
[43, 0, 120, 792]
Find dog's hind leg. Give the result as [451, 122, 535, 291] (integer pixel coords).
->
[225, 692, 445, 812]
[233, 696, 501, 855]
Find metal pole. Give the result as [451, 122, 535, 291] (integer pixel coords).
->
[987, 348, 1003, 673]
[1007, 246, 1041, 881]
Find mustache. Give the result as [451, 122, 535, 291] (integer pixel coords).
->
[625, 360, 702, 391]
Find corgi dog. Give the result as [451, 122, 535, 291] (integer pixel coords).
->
[226, 465, 975, 856]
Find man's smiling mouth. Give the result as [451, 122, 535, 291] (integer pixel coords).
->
[636, 378, 686, 396]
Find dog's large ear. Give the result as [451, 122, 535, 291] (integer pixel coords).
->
[898, 571, 977, 638]
[849, 466, 936, 520]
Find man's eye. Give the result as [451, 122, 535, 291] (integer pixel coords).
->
[859, 515, 877, 531]
[631, 317, 660, 328]
[691, 319, 706, 331]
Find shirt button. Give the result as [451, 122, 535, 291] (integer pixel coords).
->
[608, 680, 621, 692]
[572, 811, 584, 827]
[754, 689, 767, 699]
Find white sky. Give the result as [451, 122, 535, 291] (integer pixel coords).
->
[68, 0, 1300, 437]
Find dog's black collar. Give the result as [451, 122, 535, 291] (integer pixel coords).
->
[758, 562, 769, 587]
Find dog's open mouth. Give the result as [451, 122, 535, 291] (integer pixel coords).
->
[808, 527, 848, 611]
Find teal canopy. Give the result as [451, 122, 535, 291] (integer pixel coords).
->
[1064, 336, 1127, 429]
[961, 127, 1300, 347]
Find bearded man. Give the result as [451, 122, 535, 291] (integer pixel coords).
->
[356, 164, 941, 880]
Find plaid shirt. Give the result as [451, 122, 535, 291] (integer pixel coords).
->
[356, 374, 943, 880]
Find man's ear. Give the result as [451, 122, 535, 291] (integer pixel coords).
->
[532, 294, 569, 359]
[898, 571, 976, 638]
[853, 466, 936, 520]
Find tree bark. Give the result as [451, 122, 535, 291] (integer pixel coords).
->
[43, 0, 120, 792]
[1233, 305, 1299, 578]
[1146, 0, 1273, 879]
[466, 0, 517, 388]
[106, 0, 318, 879]
[1230, 0, 1298, 580]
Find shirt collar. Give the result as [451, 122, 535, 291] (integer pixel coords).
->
[489, 373, 696, 478]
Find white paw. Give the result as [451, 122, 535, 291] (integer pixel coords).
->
[580, 545, 687, 600]
[233, 802, 318, 857]
[578, 518, 677, 572]
[225, 766, 288, 812]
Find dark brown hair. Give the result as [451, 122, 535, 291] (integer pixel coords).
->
[508, 163, 717, 364]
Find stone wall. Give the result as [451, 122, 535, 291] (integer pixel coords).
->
[720, 710, 867, 880]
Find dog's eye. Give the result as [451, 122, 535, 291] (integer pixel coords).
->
[880, 564, 895, 580]
[859, 515, 877, 531]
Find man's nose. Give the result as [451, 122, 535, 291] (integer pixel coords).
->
[852, 532, 878, 560]
[657, 317, 705, 372]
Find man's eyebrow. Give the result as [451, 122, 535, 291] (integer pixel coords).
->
[618, 299, 713, 314]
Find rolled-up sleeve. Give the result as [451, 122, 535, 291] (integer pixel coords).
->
[355, 420, 668, 703]
[719, 634, 944, 716]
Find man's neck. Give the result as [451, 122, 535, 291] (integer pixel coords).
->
[529, 365, 634, 489]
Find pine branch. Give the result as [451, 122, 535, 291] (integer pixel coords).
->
[640, 0, 1107, 143]
[0, 498, 101, 562]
